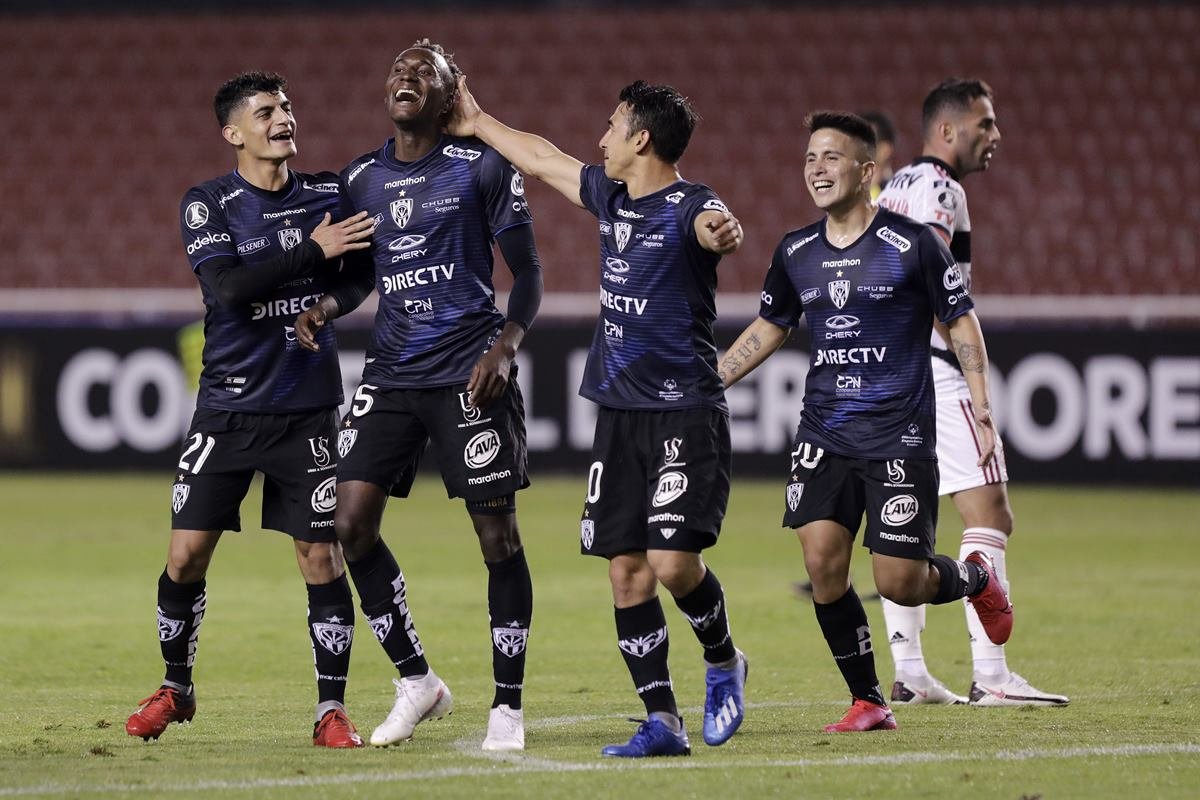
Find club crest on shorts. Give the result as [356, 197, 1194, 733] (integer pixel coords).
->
[614, 221, 632, 252]
[338, 428, 358, 458]
[580, 519, 595, 550]
[786, 482, 804, 511]
[829, 279, 850, 309]
[492, 624, 529, 658]
[171, 483, 190, 514]
[390, 197, 413, 228]
[368, 613, 393, 642]
[156, 607, 185, 641]
[312, 621, 354, 655]
[618, 626, 668, 657]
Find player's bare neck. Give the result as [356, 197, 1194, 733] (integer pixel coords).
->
[826, 200, 877, 247]
[393, 127, 440, 163]
[236, 158, 290, 192]
[622, 161, 680, 201]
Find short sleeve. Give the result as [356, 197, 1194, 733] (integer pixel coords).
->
[918, 226, 974, 324]
[477, 146, 533, 236]
[758, 239, 803, 328]
[180, 187, 236, 271]
[578, 164, 611, 218]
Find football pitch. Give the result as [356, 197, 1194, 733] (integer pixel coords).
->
[1, 474, 1197, 799]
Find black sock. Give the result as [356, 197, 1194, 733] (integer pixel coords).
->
[346, 539, 429, 678]
[486, 549, 532, 709]
[614, 597, 677, 718]
[929, 555, 988, 605]
[672, 567, 736, 665]
[813, 587, 886, 707]
[156, 569, 205, 694]
[306, 575, 355, 705]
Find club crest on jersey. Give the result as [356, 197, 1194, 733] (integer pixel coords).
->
[390, 197, 413, 228]
[157, 608, 185, 641]
[172, 483, 190, 514]
[580, 519, 595, 550]
[277, 227, 303, 250]
[618, 626, 668, 657]
[338, 428, 358, 458]
[492, 624, 529, 658]
[829, 279, 850, 309]
[184, 201, 209, 229]
[368, 613, 393, 642]
[614, 222, 632, 252]
[786, 482, 804, 511]
[312, 621, 354, 655]
[308, 436, 332, 468]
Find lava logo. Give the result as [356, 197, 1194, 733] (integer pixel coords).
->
[881, 494, 919, 526]
[311, 477, 337, 513]
[652, 471, 688, 507]
[464, 429, 501, 469]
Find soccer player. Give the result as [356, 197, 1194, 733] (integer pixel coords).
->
[293, 40, 543, 752]
[447, 75, 749, 758]
[875, 78, 1068, 707]
[860, 111, 896, 201]
[125, 71, 376, 748]
[719, 111, 1014, 733]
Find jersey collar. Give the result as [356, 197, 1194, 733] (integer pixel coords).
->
[913, 156, 959, 182]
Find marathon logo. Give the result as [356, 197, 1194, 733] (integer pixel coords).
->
[822, 258, 861, 269]
[600, 287, 648, 316]
[262, 208, 308, 220]
[813, 346, 887, 366]
[468, 469, 512, 486]
[382, 263, 454, 293]
[384, 176, 426, 189]
[878, 530, 920, 544]
[250, 293, 321, 320]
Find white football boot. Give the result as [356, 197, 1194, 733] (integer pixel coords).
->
[370, 671, 453, 746]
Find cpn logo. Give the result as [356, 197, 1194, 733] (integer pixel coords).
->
[464, 429, 501, 469]
[652, 471, 688, 507]
[881, 494, 918, 526]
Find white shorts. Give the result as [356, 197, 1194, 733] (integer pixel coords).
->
[933, 354, 1009, 495]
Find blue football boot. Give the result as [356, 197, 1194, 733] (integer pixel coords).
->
[702, 650, 748, 746]
[601, 716, 691, 758]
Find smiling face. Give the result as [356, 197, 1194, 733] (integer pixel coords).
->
[385, 47, 453, 129]
[804, 127, 874, 213]
[222, 91, 296, 163]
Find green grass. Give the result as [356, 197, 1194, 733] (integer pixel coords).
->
[0, 474, 1197, 798]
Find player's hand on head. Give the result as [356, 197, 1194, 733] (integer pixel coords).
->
[445, 75, 481, 137]
[294, 307, 327, 352]
[309, 211, 375, 260]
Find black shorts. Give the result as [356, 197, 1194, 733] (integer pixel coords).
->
[336, 378, 529, 502]
[170, 407, 339, 543]
[580, 407, 731, 558]
[780, 434, 939, 560]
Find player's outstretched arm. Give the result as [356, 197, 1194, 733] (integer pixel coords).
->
[718, 317, 790, 388]
[447, 76, 585, 208]
[695, 210, 744, 255]
[947, 310, 997, 467]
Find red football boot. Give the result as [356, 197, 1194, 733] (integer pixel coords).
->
[313, 707, 364, 748]
[823, 698, 898, 733]
[965, 551, 1014, 645]
[126, 686, 195, 741]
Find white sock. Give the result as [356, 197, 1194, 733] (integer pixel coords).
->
[882, 598, 928, 680]
[961, 527, 1010, 681]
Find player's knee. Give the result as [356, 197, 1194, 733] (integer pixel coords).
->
[470, 512, 521, 562]
[296, 541, 343, 583]
[648, 552, 704, 596]
[608, 554, 655, 598]
[334, 509, 379, 559]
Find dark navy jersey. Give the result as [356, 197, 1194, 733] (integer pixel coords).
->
[577, 165, 728, 412]
[758, 208, 973, 459]
[180, 169, 343, 413]
[340, 136, 532, 388]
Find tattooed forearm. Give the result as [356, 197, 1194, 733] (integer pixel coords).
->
[719, 333, 764, 385]
[954, 341, 985, 373]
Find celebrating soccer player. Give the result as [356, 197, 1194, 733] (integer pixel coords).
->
[448, 75, 749, 758]
[293, 40, 543, 752]
[719, 111, 1014, 732]
[126, 72, 375, 748]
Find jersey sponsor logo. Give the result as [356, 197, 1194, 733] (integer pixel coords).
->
[308, 436, 332, 469]
[171, 482, 190, 514]
[614, 222, 632, 252]
[599, 221, 611, 235]
[618, 626, 668, 657]
[367, 612, 392, 642]
[658, 378, 683, 402]
[858, 284, 894, 300]
[304, 182, 339, 193]
[822, 258, 860, 269]
[786, 232, 819, 256]
[262, 208, 308, 219]
[312, 621, 353, 654]
[825, 314, 859, 330]
[217, 188, 243, 208]
[835, 373, 862, 396]
[703, 198, 728, 213]
[311, 476, 337, 513]
[422, 196, 461, 213]
[347, 158, 375, 184]
[186, 231, 231, 255]
[277, 227, 303, 250]
[600, 287, 647, 316]
[250, 293, 321, 320]
[605, 256, 631, 274]
[384, 176, 425, 189]
[510, 170, 525, 197]
[828, 279, 850, 309]
[388, 233, 427, 252]
[876, 226, 912, 252]
[901, 423, 924, 448]
[786, 481, 804, 511]
[603, 318, 623, 340]
[662, 437, 685, 470]
[938, 190, 958, 210]
[458, 391, 482, 423]
[878, 530, 921, 544]
[881, 494, 918, 526]
[237, 236, 269, 255]
[467, 468, 511, 486]
[156, 608, 186, 642]
[337, 428, 358, 458]
[800, 287, 820, 303]
[580, 519, 595, 550]
[464, 429, 501, 469]
[943, 264, 965, 290]
[615, 207, 643, 219]
[184, 201, 209, 229]
[652, 470, 688, 507]
[492, 624, 529, 657]
[390, 197, 413, 228]
[665, 191, 684, 204]
[814, 346, 887, 366]
[442, 144, 482, 161]
[382, 263, 454, 293]
[760, 291, 773, 305]
[887, 459, 906, 484]
[648, 511, 684, 523]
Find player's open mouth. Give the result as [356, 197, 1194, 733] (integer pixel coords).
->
[394, 88, 421, 104]
[812, 180, 834, 191]
[269, 131, 294, 142]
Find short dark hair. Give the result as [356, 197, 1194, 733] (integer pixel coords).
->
[859, 110, 895, 145]
[409, 38, 462, 117]
[922, 78, 994, 134]
[618, 80, 698, 165]
[214, 71, 287, 127]
[805, 110, 877, 159]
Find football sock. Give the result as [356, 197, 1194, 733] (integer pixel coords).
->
[485, 548, 532, 709]
[672, 567, 737, 665]
[156, 569, 205, 690]
[961, 528, 1011, 679]
[346, 539, 429, 678]
[930, 554, 988, 605]
[814, 587, 886, 707]
[306, 575, 355, 706]
[881, 598, 929, 679]
[614, 597, 677, 718]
